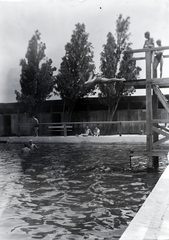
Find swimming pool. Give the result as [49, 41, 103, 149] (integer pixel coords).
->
[0, 143, 166, 240]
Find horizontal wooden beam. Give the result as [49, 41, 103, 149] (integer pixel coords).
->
[151, 78, 169, 86]
[153, 119, 169, 123]
[48, 126, 73, 129]
[60, 121, 146, 125]
[125, 79, 146, 88]
[125, 46, 169, 54]
[37, 121, 146, 125]
[131, 57, 145, 61]
[151, 150, 169, 156]
[129, 150, 169, 157]
[125, 78, 169, 88]
[152, 152, 168, 157]
[131, 54, 169, 61]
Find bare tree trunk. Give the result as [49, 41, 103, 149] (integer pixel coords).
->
[111, 97, 121, 121]
[62, 100, 66, 121]
[67, 102, 75, 122]
[106, 97, 121, 135]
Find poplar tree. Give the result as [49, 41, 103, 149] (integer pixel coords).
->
[98, 15, 141, 124]
[15, 30, 56, 115]
[55, 23, 95, 121]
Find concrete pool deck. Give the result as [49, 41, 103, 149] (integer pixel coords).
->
[119, 164, 169, 240]
[4, 134, 147, 144]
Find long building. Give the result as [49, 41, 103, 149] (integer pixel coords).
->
[0, 95, 168, 136]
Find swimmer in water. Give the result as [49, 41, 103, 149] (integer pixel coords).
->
[28, 139, 38, 150]
[21, 143, 31, 155]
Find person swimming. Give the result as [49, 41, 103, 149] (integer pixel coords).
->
[28, 139, 38, 150]
[21, 143, 31, 155]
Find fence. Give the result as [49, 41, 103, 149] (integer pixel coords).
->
[1, 108, 169, 136]
[35, 120, 146, 137]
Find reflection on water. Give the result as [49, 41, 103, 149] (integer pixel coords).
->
[0, 143, 166, 240]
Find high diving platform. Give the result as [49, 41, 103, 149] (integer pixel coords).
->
[120, 46, 169, 239]
[125, 46, 169, 171]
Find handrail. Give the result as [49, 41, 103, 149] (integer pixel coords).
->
[125, 46, 169, 54]
[131, 54, 169, 61]
[18, 120, 169, 125]
[38, 121, 146, 125]
[153, 119, 169, 123]
[125, 78, 169, 88]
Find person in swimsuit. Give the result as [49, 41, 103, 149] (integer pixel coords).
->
[143, 31, 155, 66]
[143, 31, 154, 48]
[84, 73, 126, 89]
[77, 126, 93, 137]
[28, 139, 38, 150]
[93, 126, 100, 137]
[153, 39, 163, 78]
[32, 116, 39, 137]
[21, 143, 31, 155]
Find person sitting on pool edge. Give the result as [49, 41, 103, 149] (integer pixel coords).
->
[77, 126, 93, 137]
[93, 126, 100, 137]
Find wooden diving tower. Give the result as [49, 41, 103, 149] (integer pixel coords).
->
[125, 46, 169, 171]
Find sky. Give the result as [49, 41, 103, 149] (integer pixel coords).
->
[0, 0, 169, 103]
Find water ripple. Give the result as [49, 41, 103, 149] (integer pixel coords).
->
[0, 143, 165, 239]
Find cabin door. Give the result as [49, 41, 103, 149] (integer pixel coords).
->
[4, 115, 11, 136]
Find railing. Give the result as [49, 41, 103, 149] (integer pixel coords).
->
[38, 121, 146, 137]
[125, 46, 169, 89]
[125, 46, 169, 53]
[18, 121, 146, 137]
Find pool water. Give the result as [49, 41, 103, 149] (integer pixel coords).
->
[0, 143, 166, 240]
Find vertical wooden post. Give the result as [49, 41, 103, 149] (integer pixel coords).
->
[119, 122, 122, 136]
[63, 122, 67, 137]
[146, 50, 153, 171]
[152, 61, 159, 171]
[17, 108, 20, 136]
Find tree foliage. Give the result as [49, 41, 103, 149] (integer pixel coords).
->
[98, 14, 141, 123]
[15, 30, 56, 115]
[55, 23, 95, 121]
